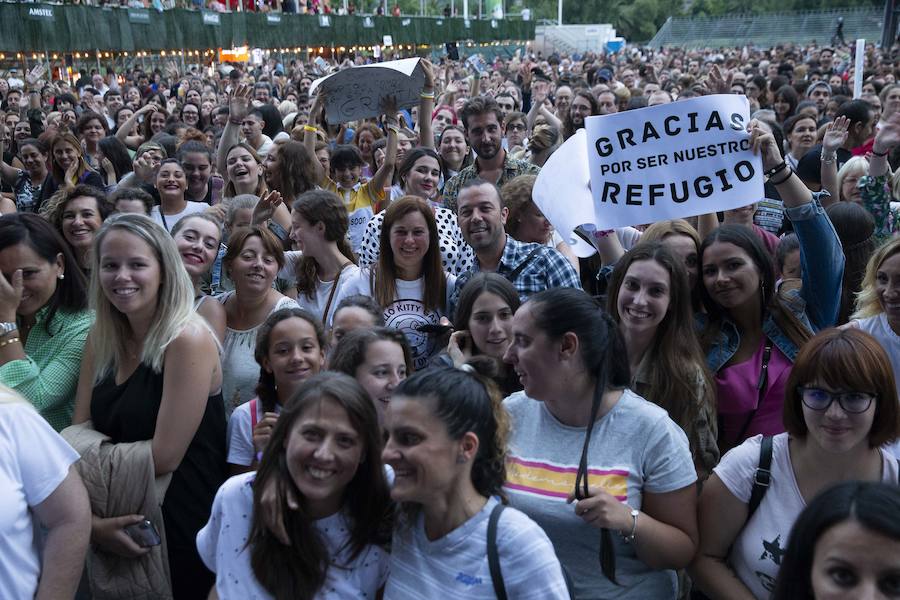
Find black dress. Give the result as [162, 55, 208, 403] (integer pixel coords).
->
[91, 362, 227, 600]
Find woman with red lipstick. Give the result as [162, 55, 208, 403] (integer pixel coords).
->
[690, 328, 900, 600]
[171, 213, 226, 342]
[226, 307, 326, 474]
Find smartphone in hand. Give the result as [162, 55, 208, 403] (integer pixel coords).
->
[124, 520, 162, 548]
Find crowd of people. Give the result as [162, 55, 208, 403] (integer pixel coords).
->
[2, 38, 900, 599]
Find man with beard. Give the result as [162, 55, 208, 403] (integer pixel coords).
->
[442, 96, 540, 212]
[562, 90, 597, 140]
[450, 178, 581, 311]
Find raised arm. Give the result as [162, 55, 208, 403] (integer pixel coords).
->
[116, 103, 156, 148]
[305, 93, 327, 186]
[368, 99, 400, 194]
[0, 137, 21, 186]
[859, 111, 900, 243]
[750, 120, 844, 328]
[819, 116, 849, 207]
[418, 60, 436, 150]
[216, 84, 251, 179]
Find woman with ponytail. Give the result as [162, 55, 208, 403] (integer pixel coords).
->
[287, 190, 359, 324]
[502, 287, 698, 598]
[198, 372, 391, 599]
[382, 361, 569, 599]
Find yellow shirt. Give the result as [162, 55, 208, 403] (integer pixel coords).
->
[324, 178, 386, 213]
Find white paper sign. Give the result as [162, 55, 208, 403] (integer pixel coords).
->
[533, 94, 764, 254]
[309, 58, 424, 123]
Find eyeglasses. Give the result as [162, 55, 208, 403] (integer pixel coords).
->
[797, 387, 876, 414]
[507, 124, 526, 131]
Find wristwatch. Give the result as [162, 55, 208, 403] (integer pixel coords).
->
[0, 322, 18, 336]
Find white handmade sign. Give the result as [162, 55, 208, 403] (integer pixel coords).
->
[533, 94, 764, 255]
[309, 58, 425, 123]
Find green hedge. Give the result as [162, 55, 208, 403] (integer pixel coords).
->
[0, 4, 535, 52]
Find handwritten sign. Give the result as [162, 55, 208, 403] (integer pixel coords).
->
[309, 58, 425, 123]
[533, 94, 763, 255]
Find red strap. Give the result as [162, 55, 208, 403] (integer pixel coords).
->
[250, 398, 258, 430]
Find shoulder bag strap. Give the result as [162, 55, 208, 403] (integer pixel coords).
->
[250, 398, 258, 430]
[487, 503, 508, 600]
[747, 435, 774, 519]
[321, 262, 351, 326]
[506, 246, 544, 282]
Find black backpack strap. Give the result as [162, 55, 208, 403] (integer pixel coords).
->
[487, 503, 508, 600]
[747, 435, 774, 519]
[506, 246, 544, 282]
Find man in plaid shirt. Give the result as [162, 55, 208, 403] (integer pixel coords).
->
[451, 178, 581, 313]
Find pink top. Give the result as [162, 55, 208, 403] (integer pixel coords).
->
[752, 224, 780, 260]
[715, 338, 792, 453]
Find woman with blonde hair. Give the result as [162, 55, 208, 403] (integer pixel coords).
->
[526, 124, 560, 168]
[847, 238, 900, 429]
[38, 132, 104, 209]
[72, 213, 226, 599]
[641, 219, 703, 307]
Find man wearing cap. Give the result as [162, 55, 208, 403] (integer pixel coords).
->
[807, 81, 832, 117]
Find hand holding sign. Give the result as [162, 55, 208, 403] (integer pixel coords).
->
[533, 95, 764, 247]
[309, 58, 425, 124]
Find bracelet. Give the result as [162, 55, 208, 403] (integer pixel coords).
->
[592, 229, 615, 238]
[769, 166, 794, 185]
[386, 124, 400, 135]
[873, 148, 890, 157]
[303, 125, 318, 133]
[229, 118, 242, 126]
[820, 150, 836, 164]
[0, 336, 20, 349]
[621, 508, 639, 544]
[764, 160, 787, 178]
[420, 91, 435, 100]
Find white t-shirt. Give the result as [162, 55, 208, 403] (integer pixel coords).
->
[714, 433, 900, 599]
[0, 402, 80, 598]
[197, 472, 390, 599]
[226, 398, 282, 467]
[335, 268, 456, 370]
[151, 200, 209, 233]
[384, 496, 570, 599]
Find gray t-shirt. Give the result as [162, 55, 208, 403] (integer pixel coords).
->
[385, 496, 570, 599]
[503, 389, 696, 600]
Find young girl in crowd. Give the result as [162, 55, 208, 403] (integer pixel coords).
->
[288, 190, 360, 324]
[607, 242, 719, 477]
[329, 294, 385, 346]
[771, 481, 900, 600]
[73, 213, 226, 599]
[503, 287, 698, 598]
[226, 307, 326, 473]
[170, 213, 227, 342]
[699, 122, 844, 453]
[329, 326, 413, 425]
[336, 196, 455, 370]
[691, 328, 900, 600]
[199, 372, 391, 599]
[443, 272, 522, 396]
[383, 364, 571, 598]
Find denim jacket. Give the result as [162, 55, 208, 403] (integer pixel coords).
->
[700, 193, 844, 373]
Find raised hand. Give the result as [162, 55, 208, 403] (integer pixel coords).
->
[748, 119, 782, 171]
[228, 83, 252, 124]
[25, 65, 46, 88]
[706, 64, 733, 95]
[822, 116, 849, 154]
[874, 112, 900, 155]
[251, 191, 283, 225]
[421, 59, 435, 91]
